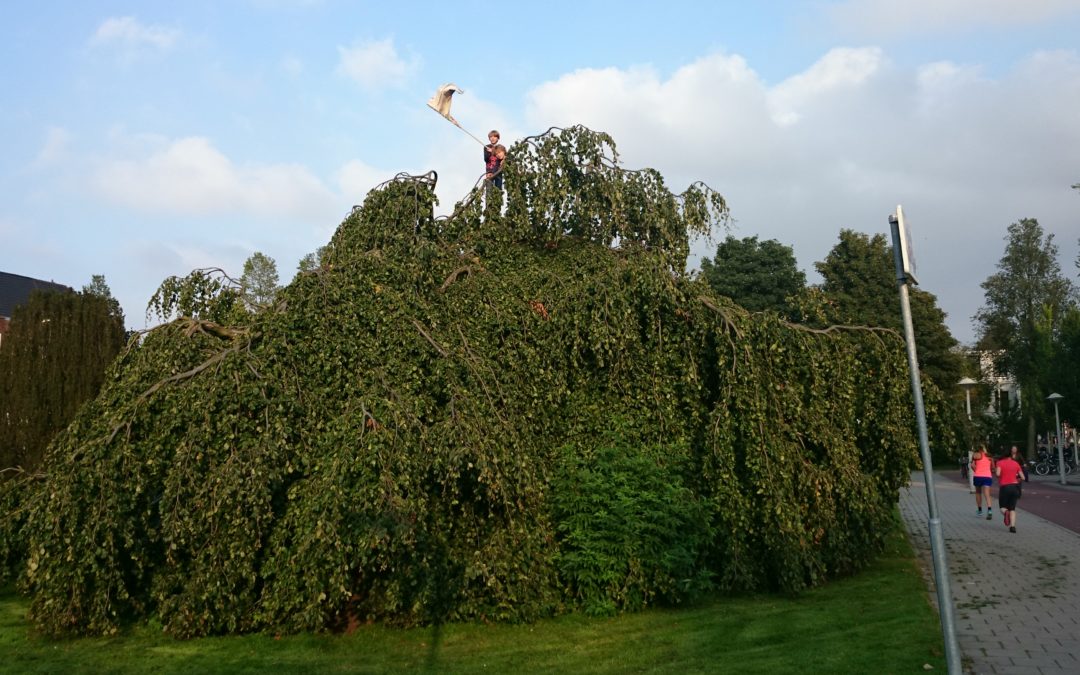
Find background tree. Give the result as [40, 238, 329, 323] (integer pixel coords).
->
[297, 246, 328, 274]
[240, 252, 281, 310]
[82, 273, 124, 324]
[975, 218, 1077, 455]
[699, 235, 806, 317]
[814, 229, 965, 396]
[0, 281, 126, 474]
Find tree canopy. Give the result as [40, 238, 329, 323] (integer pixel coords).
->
[2, 127, 937, 639]
[699, 235, 806, 317]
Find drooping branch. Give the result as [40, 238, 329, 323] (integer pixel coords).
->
[411, 318, 448, 357]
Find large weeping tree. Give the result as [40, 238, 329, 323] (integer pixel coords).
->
[6, 127, 944, 638]
[975, 218, 1077, 455]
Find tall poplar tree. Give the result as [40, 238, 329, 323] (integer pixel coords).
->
[975, 218, 1077, 454]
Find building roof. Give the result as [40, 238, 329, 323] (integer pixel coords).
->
[0, 271, 73, 319]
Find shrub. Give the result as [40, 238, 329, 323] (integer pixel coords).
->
[552, 421, 713, 615]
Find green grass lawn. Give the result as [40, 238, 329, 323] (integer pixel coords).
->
[0, 522, 943, 674]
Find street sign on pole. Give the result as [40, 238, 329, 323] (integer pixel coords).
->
[889, 205, 960, 674]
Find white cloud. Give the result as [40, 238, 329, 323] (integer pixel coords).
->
[336, 38, 418, 89]
[93, 136, 339, 222]
[526, 54, 776, 173]
[768, 47, 885, 126]
[281, 54, 304, 77]
[826, 0, 1080, 37]
[89, 16, 180, 51]
[337, 160, 392, 203]
[32, 127, 72, 169]
[520, 48, 1080, 344]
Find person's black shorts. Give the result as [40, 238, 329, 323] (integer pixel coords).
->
[999, 483, 1022, 510]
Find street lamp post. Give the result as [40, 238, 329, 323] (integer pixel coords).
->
[1048, 393, 1065, 485]
[958, 377, 977, 419]
[958, 377, 977, 493]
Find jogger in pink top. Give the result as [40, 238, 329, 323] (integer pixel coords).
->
[971, 446, 994, 520]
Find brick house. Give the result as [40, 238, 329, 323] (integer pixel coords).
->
[0, 271, 73, 349]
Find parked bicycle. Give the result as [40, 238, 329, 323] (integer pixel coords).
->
[1032, 448, 1074, 476]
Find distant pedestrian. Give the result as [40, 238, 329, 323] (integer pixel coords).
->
[971, 445, 994, 520]
[996, 446, 1026, 533]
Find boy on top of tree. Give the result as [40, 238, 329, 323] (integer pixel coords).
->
[484, 129, 500, 172]
[486, 144, 507, 189]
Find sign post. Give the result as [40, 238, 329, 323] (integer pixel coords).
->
[888, 205, 961, 675]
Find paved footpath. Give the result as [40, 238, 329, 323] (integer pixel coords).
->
[899, 472, 1080, 674]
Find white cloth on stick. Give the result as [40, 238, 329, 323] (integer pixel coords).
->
[427, 83, 463, 123]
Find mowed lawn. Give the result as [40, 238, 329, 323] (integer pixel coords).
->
[0, 522, 944, 674]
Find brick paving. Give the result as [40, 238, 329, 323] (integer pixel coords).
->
[899, 472, 1080, 674]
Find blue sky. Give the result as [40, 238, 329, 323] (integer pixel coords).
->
[2, 0, 1079, 344]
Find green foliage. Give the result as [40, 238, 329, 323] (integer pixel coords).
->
[13, 126, 927, 638]
[551, 420, 712, 616]
[700, 235, 806, 317]
[0, 475, 34, 582]
[146, 268, 246, 324]
[502, 126, 729, 270]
